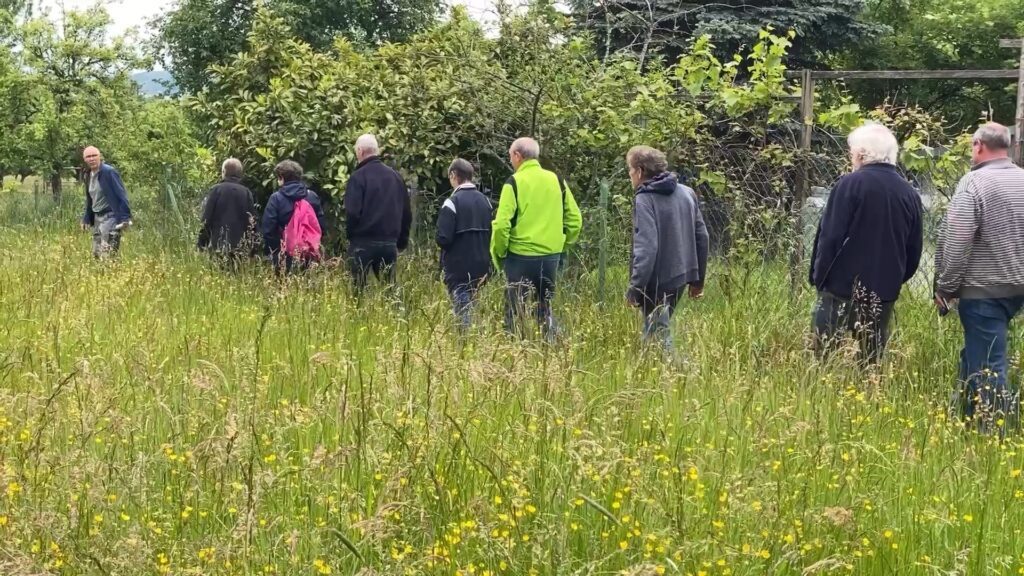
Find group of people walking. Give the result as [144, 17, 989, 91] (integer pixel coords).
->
[80, 122, 1024, 431]
[81, 134, 706, 347]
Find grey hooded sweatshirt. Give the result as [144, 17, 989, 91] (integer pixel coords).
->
[628, 172, 709, 301]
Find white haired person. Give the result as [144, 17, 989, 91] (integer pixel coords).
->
[197, 158, 257, 262]
[935, 122, 1024, 431]
[343, 134, 412, 297]
[81, 146, 132, 259]
[809, 122, 923, 363]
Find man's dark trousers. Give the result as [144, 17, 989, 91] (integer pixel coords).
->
[813, 291, 895, 364]
[348, 240, 398, 294]
[503, 253, 560, 336]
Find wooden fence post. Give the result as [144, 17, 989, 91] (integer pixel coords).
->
[790, 69, 815, 291]
[1005, 40, 1024, 165]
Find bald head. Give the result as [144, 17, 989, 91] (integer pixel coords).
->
[509, 137, 540, 170]
[83, 146, 102, 171]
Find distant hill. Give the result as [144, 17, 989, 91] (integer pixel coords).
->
[132, 71, 178, 97]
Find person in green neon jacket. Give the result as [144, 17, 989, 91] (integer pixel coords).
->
[491, 137, 583, 337]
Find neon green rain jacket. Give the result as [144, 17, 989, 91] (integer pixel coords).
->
[490, 159, 583, 266]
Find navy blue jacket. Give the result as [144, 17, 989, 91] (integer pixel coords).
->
[261, 181, 327, 257]
[436, 183, 492, 290]
[809, 163, 923, 302]
[82, 163, 131, 225]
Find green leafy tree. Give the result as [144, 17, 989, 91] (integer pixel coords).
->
[15, 7, 144, 199]
[155, 0, 443, 95]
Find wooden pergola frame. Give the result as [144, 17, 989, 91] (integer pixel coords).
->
[787, 39, 1024, 166]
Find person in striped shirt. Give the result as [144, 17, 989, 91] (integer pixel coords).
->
[935, 122, 1024, 431]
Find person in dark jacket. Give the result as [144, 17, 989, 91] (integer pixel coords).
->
[809, 122, 923, 363]
[261, 160, 326, 273]
[198, 158, 257, 260]
[625, 146, 709, 354]
[81, 146, 132, 259]
[343, 134, 412, 295]
[436, 158, 492, 330]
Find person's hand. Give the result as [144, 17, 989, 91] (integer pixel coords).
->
[80, 221, 88, 231]
[689, 284, 704, 299]
[625, 288, 641, 308]
[934, 293, 955, 316]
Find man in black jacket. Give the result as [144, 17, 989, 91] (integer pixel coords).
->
[809, 123, 923, 363]
[343, 134, 412, 295]
[198, 158, 257, 261]
[436, 158, 492, 330]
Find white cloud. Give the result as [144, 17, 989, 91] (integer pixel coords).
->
[37, 0, 171, 37]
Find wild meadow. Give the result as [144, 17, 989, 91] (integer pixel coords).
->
[1, 191, 1024, 576]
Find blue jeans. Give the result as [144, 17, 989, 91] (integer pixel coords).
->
[450, 283, 478, 332]
[641, 288, 681, 354]
[503, 254, 560, 337]
[956, 297, 1024, 427]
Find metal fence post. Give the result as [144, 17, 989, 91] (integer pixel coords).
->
[597, 178, 610, 305]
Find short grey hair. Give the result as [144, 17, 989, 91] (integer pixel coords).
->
[973, 122, 1011, 151]
[221, 158, 243, 179]
[626, 145, 668, 180]
[355, 134, 380, 156]
[510, 137, 540, 160]
[448, 158, 475, 183]
[848, 122, 899, 166]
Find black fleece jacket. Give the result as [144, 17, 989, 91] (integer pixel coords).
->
[809, 163, 923, 302]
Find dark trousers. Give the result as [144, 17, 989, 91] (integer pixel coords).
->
[503, 254, 560, 336]
[813, 291, 895, 364]
[270, 251, 313, 275]
[956, 297, 1024, 429]
[348, 240, 398, 295]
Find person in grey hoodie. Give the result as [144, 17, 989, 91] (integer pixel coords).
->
[625, 146, 709, 353]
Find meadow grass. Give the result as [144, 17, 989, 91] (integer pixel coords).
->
[1, 195, 1023, 576]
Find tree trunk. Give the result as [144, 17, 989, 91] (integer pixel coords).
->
[50, 170, 62, 204]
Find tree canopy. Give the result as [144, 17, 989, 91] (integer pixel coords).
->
[836, 0, 1024, 125]
[569, 0, 882, 69]
[155, 0, 443, 95]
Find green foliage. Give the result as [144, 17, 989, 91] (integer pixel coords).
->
[0, 5, 207, 200]
[838, 0, 1024, 125]
[3, 205, 1024, 574]
[155, 0, 444, 95]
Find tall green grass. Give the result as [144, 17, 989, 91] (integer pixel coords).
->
[0, 193, 1022, 576]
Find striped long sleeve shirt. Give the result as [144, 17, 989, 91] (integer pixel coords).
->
[935, 158, 1024, 299]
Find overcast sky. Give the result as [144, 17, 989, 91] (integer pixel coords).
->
[38, 0, 503, 37]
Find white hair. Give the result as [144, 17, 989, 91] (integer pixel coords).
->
[510, 137, 540, 160]
[355, 134, 380, 156]
[848, 122, 899, 166]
